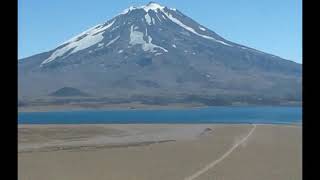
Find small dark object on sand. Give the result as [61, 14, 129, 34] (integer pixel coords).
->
[200, 127, 214, 136]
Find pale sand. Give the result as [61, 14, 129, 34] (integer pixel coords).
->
[18, 124, 301, 180]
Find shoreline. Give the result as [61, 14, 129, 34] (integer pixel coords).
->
[18, 105, 206, 113]
[18, 122, 302, 126]
[18, 104, 302, 113]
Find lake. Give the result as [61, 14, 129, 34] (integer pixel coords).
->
[18, 106, 302, 124]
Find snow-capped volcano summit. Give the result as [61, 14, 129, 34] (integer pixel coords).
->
[18, 2, 301, 105]
[39, 1, 236, 66]
[121, 1, 166, 14]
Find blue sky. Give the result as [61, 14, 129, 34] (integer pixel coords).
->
[18, 0, 302, 63]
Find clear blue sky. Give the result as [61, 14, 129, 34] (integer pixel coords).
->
[18, 0, 302, 63]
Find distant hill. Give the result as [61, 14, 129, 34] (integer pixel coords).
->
[49, 87, 90, 97]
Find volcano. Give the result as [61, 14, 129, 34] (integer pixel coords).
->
[18, 2, 302, 107]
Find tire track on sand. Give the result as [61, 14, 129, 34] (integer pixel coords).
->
[184, 124, 257, 180]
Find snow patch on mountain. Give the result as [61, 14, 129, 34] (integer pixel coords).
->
[155, 13, 162, 22]
[120, 2, 165, 15]
[129, 25, 168, 53]
[145, 13, 152, 25]
[98, 43, 104, 47]
[119, 2, 177, 16]
[142, 2, 165, 12]
[199, 26, 206, 31]
[161, 11, 232, 47]
[120, 6, 137, 15]
[105, 36, 120, 47]
[42, 20, 116, 65]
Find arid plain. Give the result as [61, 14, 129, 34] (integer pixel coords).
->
[18, 124, 301, 180]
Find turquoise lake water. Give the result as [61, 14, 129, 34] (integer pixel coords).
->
[18, 106, 302, 124]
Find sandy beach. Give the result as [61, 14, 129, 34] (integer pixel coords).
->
[18, 124, 301, 180]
